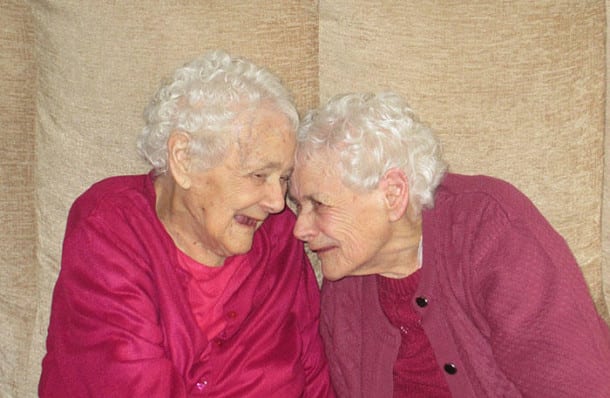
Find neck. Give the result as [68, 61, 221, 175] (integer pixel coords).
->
[154, 173, 225, 266]
[376, 215, 422, 279]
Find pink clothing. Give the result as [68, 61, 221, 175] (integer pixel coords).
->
[40, 173, 334, 398]
[176, 249, 239, 339]
[377, 272, 451, 397]
[321, 173, 610, 398]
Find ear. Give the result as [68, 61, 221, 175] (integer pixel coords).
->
[167, 130, 193, 190]
[378, 168, 409, 222]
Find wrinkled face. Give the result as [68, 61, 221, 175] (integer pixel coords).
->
[182, 106, 295, 264]
[290, 152, 392, 281]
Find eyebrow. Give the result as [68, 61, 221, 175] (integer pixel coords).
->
[247, 162, 293, 173]
[289, 192, 319, 206]
[258, 161, 283, 169]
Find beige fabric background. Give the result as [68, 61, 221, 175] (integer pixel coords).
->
[605, 0, 610, 353]
[1, 1, 609, 397]
[1, 2, 37, 396]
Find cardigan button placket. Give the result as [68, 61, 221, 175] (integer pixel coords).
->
[415, 296, 428, 308]
[444, 363, 458, 375]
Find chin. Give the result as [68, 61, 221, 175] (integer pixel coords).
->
[234, 244, 254, 256]
[321, 264, 348, 282]
[224, 238, 255, 257]
[323, 274, 345, 282]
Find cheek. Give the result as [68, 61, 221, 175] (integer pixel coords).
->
[322, 212, 366, 248]
[341, 216, 389, 258]
[218, 182, 261, 212]
[340, 230, 373, 261]
[236, 180, 266, 202]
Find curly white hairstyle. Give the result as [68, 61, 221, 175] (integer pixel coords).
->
[137, 50, 298, 174]
[297, 92, 447, 212]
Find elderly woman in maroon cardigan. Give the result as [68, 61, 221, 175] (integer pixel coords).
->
[289, 91, 610, 397]
[39, 50, 334, 397]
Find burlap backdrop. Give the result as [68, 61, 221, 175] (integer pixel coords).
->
[319, 0, 609, 322]
[601, 0, 610, 344]
[0, 1, 37, 396]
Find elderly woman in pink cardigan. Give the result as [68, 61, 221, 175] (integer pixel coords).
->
[39, 50, 334, 398]
[289, 91, 610, 397]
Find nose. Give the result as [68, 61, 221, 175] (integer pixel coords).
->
[293, 209, 315, 242]
[261, 179, 286, 214]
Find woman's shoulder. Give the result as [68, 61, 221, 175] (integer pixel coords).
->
[82, 173, 151, 198]
[439, 173, 524, 198]
[68, 173, 154, 224]
[434, 173, 540, 221]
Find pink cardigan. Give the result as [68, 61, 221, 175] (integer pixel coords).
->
[321, 173, 610, 397]
[40, 173, 334, 397]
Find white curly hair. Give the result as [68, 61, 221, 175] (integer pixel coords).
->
[137, 50, 298, 174]
[296, 91, 447, 213]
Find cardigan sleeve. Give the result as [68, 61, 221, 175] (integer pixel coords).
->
[40, 211, 189, 397]
[295, 255, 336, 398]
[472, 200, 610, 398]
[319, 276, 399, 398]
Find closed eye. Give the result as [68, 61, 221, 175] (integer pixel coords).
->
[250, 172, 268, 184]
[311, 198, 325, 209]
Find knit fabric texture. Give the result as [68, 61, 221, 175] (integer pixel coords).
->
[377, 271, 451, 397]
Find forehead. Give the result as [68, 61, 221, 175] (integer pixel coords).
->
[292, 151, 342, 193]
[235, 104, 292, 140]
[234, 105, 296, 166]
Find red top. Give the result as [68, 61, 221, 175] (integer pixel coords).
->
[176, 250, 240, 340]
[377, 271, 451, 397]
[40, 173, 334, 397]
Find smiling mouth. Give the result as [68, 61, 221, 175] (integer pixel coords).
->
[234, 214, 261, 228]
[312, 246, 335, 254]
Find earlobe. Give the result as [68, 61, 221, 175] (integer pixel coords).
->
[380, 168, 409, 222]
[167, 130, 193, 189]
